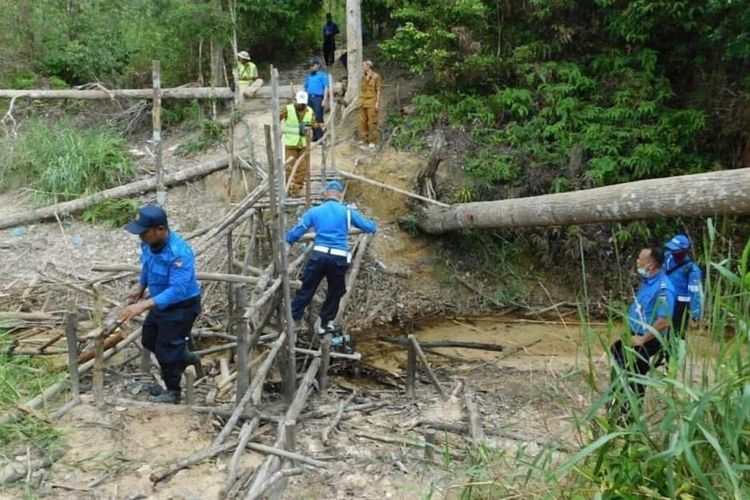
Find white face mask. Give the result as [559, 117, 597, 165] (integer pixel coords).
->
[637, 267, 650, 278]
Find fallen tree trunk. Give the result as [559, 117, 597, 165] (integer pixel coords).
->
[0, 156, 230, 230]
[379, 337, 504, 352]
[0, 87, 234, 100]
[254, 83, 343, 99]
[418, 168, 750, 234]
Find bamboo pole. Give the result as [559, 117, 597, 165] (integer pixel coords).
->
[152, 61, 166, 207]
[405, 340, 416, 399]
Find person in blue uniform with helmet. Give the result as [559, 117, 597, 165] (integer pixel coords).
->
[609, 246, 676, 418]
[118, 205, 202, 404]
[286, 180, 377, 336]
[663, 234, 703, 337]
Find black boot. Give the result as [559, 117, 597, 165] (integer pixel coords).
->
[151, 390, 181, 404]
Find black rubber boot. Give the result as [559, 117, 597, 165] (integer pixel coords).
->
[151, 390, 181, 404]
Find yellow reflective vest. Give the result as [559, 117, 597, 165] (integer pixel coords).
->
[284, 104, 313, 148]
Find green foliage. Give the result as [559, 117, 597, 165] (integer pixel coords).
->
[0, 119, 134, 203]
[0, 331, 63, 455]
[81, 199, 138, 229]
[175, 119, 227, 156]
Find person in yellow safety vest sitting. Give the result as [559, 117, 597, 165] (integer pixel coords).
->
[279, 91, 323, 196]
[237, 51, 259, 102]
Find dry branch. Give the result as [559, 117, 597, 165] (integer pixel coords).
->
[407, 335, 446, 399]
[379, 336, 504, 352]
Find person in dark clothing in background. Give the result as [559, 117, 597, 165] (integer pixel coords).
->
[323, 13, 340, 67]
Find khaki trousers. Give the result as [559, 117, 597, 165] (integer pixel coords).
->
[284, 146, 309, 196]
[358, 106, 379, 144]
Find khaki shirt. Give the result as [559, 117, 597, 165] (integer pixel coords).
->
[360, 71, 382, 108]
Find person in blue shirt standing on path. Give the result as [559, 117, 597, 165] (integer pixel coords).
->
[303, 59, 329, 142]
[663, 234, 703, 337]
[286, 180, 377, 335]
[609, 246, 675, 418]
[118, 206, 202, 404]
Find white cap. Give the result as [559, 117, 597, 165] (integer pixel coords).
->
[295, 90, 308, 105]
[238, 51, 250, 60]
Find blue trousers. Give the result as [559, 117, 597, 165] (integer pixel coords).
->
[292, 252, 348, 324]
[308, 94, 325, 142]
[142, 297, 200, 391]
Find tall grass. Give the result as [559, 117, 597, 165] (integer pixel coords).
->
[550, 220, 750, 498]
[0, 331, 63, 457]
[0, 118, 133, 203]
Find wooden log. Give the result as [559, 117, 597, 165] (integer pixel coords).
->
[212, 332, 287, 448]
[0, 157, 230, 230]
[149, 441, 238, 484]
[0, 86, 235, 100]
[419, 167, 750, 234]
[245, 442, 327, 468]
[91, 264, 301, 288]
[338, 170, 449, 207]
[243, 358, 320, 499]
[64, 299, 80, 398]
[405, 341, 416, 399]
[294, 347, 361, 361]
[379, 336, 504, 352]
[321, 391, 356, 445]
[408, 335, 446, 399]
[463, 385, 485, 444]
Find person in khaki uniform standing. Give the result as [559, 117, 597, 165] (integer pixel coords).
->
[358, 60, 382, 150]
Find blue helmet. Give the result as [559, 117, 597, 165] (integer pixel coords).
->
[665, 234, 690, 251]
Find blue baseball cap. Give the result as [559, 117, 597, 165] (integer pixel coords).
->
[324, 180, 344, 192]
[125, 205, 168, 234]
[309, 58, 321, 66]
[665, 234, 690, 251]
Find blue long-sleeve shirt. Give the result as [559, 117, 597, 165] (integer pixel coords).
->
[286, 199, 377, 251]
[664, 252, 703, 320]
[139, 232, 201, 310]
[304, 70, 329, 97]
[627, 269, 676, 335]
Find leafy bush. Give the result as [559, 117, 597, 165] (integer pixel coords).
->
[81, 199, 139, 228]
[1, 119, 134, 203]
[175, 119, 227, 156]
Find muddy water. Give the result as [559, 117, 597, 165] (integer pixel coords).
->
[356, 317, 613, 376]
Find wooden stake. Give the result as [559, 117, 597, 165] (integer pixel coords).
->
[405, 340, 416, 399]
[64, 298, 80, 398]
[235, 285, 250, 405]
[408, 335, 446, 399]
[424, 430, 436, 461]
[328, 73, 336, 173]
[152, 60, 165, 207]
[305, 128, 312, 207]
[184, 366, 196, 406]
[463, 385, 485, 443]
[93, 336, 104, 408]
[318, 334, 332, 393]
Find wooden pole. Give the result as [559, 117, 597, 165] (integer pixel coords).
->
[424, 430, 436, 461]
[93, 336, 105, 408]
[328, 73, 336, 174]
[337, 169, 450, 207]
[64, 298, 80, 398]
[235, 285, 250, 406]
[227, 233, 235, 327]
[185, 366, 196, 405]
[305, 128, 312, 207]
[152, 60, 165, 207]
[463, 385, 485, 443]
[408, 335, 446, 399]
[405, 340, 416, 399]
[0, 87, 235, 100]
[270, 68, 298, 402]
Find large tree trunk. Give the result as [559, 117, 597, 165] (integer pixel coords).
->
[344, 0, 363, 105]
[0, 156, 230, 230]
[210, 38, 226, 88]
[418, 168, 750, 234]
